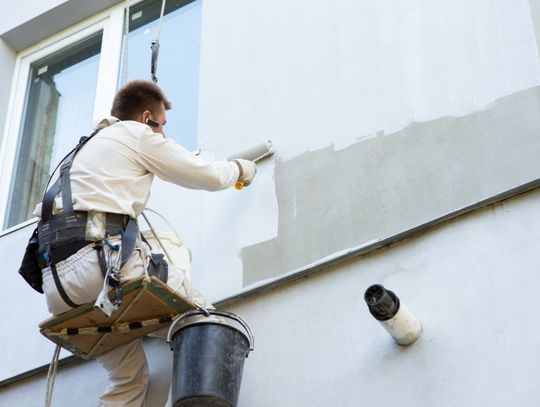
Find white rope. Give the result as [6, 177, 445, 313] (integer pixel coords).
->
[141, 210, 176, 266]
[150, 0, 167, 83]
[156, 0, 167, 42]
[143, 207, 183, 243]
[44, 344, 61, 407]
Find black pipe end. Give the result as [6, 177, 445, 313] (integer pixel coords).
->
[364, 284, 400, 321]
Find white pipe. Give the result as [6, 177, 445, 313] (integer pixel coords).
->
[364, 284, 422, 346]
[377, 301, 422, 346]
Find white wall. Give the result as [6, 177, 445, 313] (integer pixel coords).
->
[2, 0, 540, 395]
[198, 0, 540, 157]
[3, 182, 540, 406]
[230, 188, 540, 406]
[0, 223, 68, 383]
[180, 0, 540, 298]
[3, 0, 540, 302]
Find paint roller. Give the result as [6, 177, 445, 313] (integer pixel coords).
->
[227, 140, 275, 190]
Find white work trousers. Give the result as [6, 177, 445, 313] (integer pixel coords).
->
[42, 236, 208, 407]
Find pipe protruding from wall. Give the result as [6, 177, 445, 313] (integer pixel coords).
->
[364, 284, 422, 346]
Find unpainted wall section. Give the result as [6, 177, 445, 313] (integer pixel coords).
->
[3, 186, 540, 406]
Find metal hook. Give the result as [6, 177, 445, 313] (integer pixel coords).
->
[150, 40, 160, 83]
[150, 0, 167, 83]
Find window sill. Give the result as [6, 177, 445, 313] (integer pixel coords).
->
[0, 217, 38, 238]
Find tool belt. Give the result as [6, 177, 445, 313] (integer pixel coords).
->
[37, 211, 130, 268]
[37, 210, 138, 309]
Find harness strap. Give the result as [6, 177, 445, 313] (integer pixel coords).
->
[49, 258, 80, 308]
[89, 219, 139, 310]
[41, 181, 62, 224]
[41, 129, 102, 222]
[60, 161, 74, 214]
[94, 243, 108, 278]
[39, 127, 107, 308]
[120, 219, 139, 269]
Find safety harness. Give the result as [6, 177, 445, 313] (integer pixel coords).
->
[37, 126, 139, 308]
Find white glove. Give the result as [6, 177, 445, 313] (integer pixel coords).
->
[231, 159, 257, 187]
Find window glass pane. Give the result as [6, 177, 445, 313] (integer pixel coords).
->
[5, 33, 102, 229]
[123, 0, 202, 151]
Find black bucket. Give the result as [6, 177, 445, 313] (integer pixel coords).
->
[167, 309, 254, 407]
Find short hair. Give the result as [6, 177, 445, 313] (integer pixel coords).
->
[110, 80, 171, 120]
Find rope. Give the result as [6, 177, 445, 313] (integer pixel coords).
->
[44, 344, 61, 407]
[143, 207, 183, 244]
[156, 0, 167, 41]
[151, 0, 167, 83]
[141, 210, 177, 266]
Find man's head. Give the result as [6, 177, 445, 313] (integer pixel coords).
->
[110, 80, 171, 134]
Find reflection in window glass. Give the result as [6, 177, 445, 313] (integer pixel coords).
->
[5, 34, 102, 228]
[123, 0, 202, 151]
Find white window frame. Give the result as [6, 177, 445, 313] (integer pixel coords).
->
[0, 5, 125, 231]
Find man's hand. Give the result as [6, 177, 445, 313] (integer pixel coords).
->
[231, 159, 257, 189]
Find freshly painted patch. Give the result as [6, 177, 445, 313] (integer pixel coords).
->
[241, 86, 540, 285]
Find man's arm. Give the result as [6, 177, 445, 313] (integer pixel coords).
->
[136, 128, 255, 191]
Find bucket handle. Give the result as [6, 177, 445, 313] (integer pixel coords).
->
[167, 309, 255, 355]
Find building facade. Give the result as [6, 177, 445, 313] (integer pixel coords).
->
[1, 0, 540, 405]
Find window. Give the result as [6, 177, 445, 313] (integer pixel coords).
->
[0, 0, 202, 230]
[123, 0, 202, 151]
[4, 33, 102, 229]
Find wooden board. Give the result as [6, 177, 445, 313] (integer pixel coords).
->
[39, 276, 196, 359]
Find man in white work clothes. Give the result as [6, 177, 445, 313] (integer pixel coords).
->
[34, 80, 257, 406]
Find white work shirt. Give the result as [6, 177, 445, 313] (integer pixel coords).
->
[34, 117, 239, 218]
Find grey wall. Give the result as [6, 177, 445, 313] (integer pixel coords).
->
[242, 86, 540, 284]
